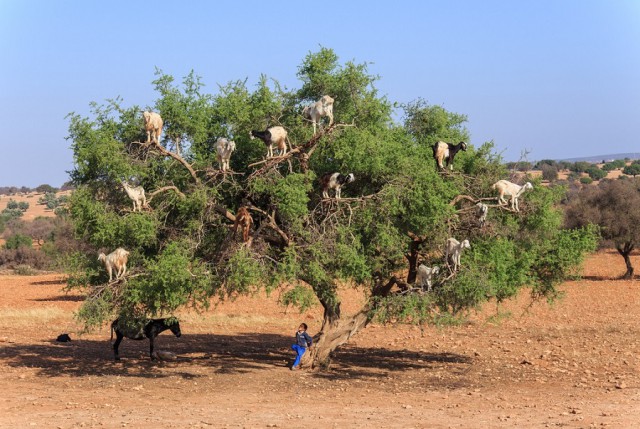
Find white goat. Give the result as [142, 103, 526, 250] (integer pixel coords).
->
[250, 126, 288, 158]
[121, 181, 146, 212]
[215, 137, 236, 172]
[416, 264, 440, 291]
[143, 111, 163, 144]
[98, 247, 130, 282]
[492, 180, 533, 212]
[475, 202, 489, 227]
[445, 238, 470, 272]
[303, 95, 335, 134]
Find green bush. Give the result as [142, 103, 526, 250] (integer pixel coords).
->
[4, 233, 33, 249]
[580, 177, 593, 185]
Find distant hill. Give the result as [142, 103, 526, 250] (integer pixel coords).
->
[558, 153, 640, 163]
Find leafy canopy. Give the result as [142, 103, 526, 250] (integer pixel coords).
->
[66, 47, 597, 331]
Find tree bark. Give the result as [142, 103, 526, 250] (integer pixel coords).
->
[616, 242, 635, 279]
[301, 276, 398, 369]
[405, 232, 426, 284]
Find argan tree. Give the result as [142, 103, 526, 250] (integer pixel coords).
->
[66, 48, 597, 368]
[565, 178, 640, 279]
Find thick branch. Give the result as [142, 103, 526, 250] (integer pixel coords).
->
[248, 206, 291, 245]
[247, 123, 347, 179]
[133, 141, 200, 184]
[147, 186, 186, 204]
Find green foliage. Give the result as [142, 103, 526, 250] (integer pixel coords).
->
[65, 47, 597, 334]
[585, 165, 607, 181]
[602, 159, 626, 171]
[623, 163, 640, 177]
[571, 161, 591, 173]
[279, 284, 318, 313]
[580, 176, 593, 184]
[4, 233, 32, 249]
[36, 184, 58, 193]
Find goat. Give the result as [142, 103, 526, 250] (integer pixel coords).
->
[121, 181, 146, 212]
[250, 126, 288, 158]
[445, 238, 470, 272]
[320, 172, 355, 199]
[97, 247, 129, 282]
[416, 264, 440, 292]
[433, 141, 467, 171]
[233, 206, 253, 243]
[492, 180, 533, 212]
[142, 111, 163, 144]
[475, 202, 489, 227]
[303, 95, 334, 134]
[110, 318, 181, 361]
[215, 137, 236, 172]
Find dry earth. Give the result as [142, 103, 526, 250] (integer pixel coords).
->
[0, 251, 639, 428]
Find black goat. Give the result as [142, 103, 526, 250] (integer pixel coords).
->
[110, 318, 181, 360]
[433, 141, 467, 170]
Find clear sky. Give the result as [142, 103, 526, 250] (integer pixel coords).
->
[1, 0, 639, 187]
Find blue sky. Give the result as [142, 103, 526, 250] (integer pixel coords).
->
[1, 0, 639, 187]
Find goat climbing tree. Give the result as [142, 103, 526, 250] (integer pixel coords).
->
[66, 48, 598, 368]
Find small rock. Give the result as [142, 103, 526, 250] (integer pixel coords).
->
[615, 382, 626, 389]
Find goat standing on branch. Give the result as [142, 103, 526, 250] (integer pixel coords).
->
[320, 172, 355, 199]
[233, 206, 253, 243]
[492, 180, 533, 212]
[142, 111, 163, 144]
[121, 181, 146, 212]
[303, 95, 334, 134]
[445, 238, 470, 272]
[250, 126, 288, 158]
[433, 141, 467, 171]
[98, 248, 130, 282]
[416, 264, 440, 292]
[215, 137, 236, 172]
[475, 202, 489, 227]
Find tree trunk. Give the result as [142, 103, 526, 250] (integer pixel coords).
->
[301, 276, 399, 369]
[616, 242, 635, 279]
[405, 233, 426, 284]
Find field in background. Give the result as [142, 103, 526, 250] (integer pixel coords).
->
[0, 191, 71, 222]
[0, 251, 639, 428]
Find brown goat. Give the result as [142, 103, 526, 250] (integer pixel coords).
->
[233, 207, 253, 242]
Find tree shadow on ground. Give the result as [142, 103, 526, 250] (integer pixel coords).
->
[32, 295, 85, 302]
[312, 346, 473, 383]
[30, 279, 67, 286]
[581, 275, 629, 281]
[0, 332, 473, 383]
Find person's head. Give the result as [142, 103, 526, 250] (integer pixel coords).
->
[298, 323, 308, 332]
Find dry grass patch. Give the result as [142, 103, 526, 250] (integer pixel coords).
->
[0, 307, 68, 328]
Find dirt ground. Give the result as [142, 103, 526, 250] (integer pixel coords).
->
[0, 251, 639, 428]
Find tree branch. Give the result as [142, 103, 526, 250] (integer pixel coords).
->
[132, 141, 200, 184]
[147, 186, 186, 204]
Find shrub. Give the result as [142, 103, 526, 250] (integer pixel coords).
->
[623, 164, 640, 177]
[541, 164, 558, 181]
[580, 177, 593, 185]
[4, 233, 33, 249]
[14, 264, 37, 275]
[36, 184, 58, 194]
[0, 247, 50, 269]
[586, 166, 607, 181]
